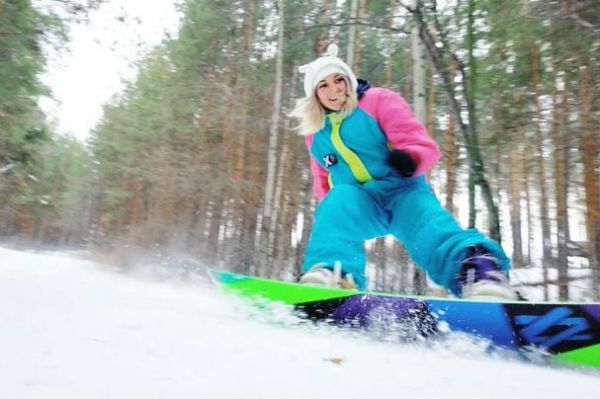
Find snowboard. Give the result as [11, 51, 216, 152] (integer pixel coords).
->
[210, 269, 600, 370]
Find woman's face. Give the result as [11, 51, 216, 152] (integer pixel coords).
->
[315, 73, 347, 111]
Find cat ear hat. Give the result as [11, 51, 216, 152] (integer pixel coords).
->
[298, 43, 358, 97]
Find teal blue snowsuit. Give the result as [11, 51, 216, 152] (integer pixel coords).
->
[302, 85, 510, 294]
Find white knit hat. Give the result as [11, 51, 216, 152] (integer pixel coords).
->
[298, 44, 358, 97]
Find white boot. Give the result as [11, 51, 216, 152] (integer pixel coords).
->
[459, 252, 518, 300]
[299, 261, 357, 289]
[461, 270, 518, 300]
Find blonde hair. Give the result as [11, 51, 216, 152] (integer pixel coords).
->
[290, 76, 358, 136]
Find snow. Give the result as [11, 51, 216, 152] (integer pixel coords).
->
[1, 247, 598, 399]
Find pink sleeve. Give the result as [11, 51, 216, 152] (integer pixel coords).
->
[305, 135, 330, 201]
[361, 88, 441, 175]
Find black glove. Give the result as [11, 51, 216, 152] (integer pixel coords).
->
[387, 149, 417, 177]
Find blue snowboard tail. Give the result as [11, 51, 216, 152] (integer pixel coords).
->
[211, 269, 600, 369]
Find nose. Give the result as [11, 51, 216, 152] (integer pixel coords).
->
[327, 86, 338, 98]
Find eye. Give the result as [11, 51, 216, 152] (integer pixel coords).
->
[334, 76, 345, 84]
[318, 82, 328, 89]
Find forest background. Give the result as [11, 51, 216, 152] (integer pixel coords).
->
[1, 0, 598, 301]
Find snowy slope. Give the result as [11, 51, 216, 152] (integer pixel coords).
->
[1, 247, 598, 399]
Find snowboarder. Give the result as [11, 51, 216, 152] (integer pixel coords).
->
[291, 44, 516, 299]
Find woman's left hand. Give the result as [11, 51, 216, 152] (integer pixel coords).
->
[388, 149, 417, 177]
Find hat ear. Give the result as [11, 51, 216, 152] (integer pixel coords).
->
[326, 43, 339, 57]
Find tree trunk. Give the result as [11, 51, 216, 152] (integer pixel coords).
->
[371, 238, 387, 290]
[234, 0, 258, 273]
[206, 198, 225, 266]
[411, 1, 501, 241]
[295, 194, 315, 276]
[413, 265, 427, 295]
[530, 43, 553, 272]
[396, 242, 409, 293]
[350, 0, 367, 74]
[259, 0, 284, 276]
[346, 0, 359, 68]
[267, 125, 290, 277]
[524, 163, 532, 265]
[234, 0, 256, 180]
[444, 64, 458, 216]
[315, 0, 329, 55]
[466, 0, 478, 229]
[411, 1, 427, 294]
[509, 141, 524, 267]
[411, 0, 426, 123]
[383, 4, 394, 88]
[578, 68, 600, 297]
[552, 89, 570, 300]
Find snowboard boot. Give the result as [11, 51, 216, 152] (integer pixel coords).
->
[458, 246, 518, 300]
[299, 261, 357, 290]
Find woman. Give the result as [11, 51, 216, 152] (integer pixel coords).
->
[291, 44, 516, 299]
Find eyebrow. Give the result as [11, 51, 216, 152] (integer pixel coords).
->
[318, 74, 343, 85]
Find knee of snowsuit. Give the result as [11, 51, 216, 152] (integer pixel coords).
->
[302, 175, 511, 295]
